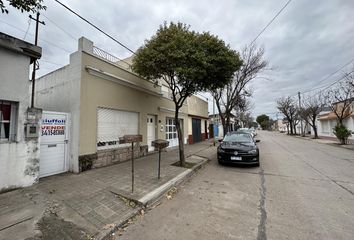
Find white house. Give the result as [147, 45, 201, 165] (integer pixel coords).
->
[314, 103, 354, 141]
[0, 32, 42, 192]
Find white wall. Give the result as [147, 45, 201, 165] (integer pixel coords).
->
[316, 117, 354, 140]
[35, 51, 82, 173]
[0, 48, 40, 191]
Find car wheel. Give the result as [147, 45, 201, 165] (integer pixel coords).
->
[255, 162, 260, 167]
[218, 159, 223, 165]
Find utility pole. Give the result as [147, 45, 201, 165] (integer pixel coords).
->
[298, 91, 304, 137]
[30, 12, 45, 108]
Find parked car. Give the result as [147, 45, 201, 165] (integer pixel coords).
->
[217, 131, 260, 166]
[237, 128, 255, 138]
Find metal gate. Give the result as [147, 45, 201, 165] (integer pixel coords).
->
[39, 111, 70, 178]
[192, 118, 201, 143]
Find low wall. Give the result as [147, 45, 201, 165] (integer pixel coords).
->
[79, 145, 148, 171]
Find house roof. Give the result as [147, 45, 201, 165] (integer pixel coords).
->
[0, 32, 42, 63]
[318, 111, 354, 120]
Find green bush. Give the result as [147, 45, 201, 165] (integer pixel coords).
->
[333, 124, 352, 144]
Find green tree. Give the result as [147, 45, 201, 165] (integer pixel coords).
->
[256, 114, 270, 130]
[256, 114, 269, 125]
[1, 0, 46, 14]
[132, 22, 241, 166]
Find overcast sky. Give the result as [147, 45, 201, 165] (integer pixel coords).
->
[1, 0, 354, 118]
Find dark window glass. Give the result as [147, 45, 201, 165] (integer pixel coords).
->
[0, 102, 11, 139]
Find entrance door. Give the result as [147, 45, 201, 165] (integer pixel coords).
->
[166, 118, 179, 147]
[192, 118, 201, 143]
[40, 111, 69, 178]
[147, 115, 156, 151]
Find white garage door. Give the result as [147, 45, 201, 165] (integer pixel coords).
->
[40, 111, 69, 178]
[97, 108, 139, 150]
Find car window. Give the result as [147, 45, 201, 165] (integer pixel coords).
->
[223, 133, 252, 142]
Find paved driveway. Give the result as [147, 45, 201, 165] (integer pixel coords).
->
[118, 131, 354, 240]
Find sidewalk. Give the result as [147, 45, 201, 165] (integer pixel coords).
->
[292, 134, 354, 151]
[0, 140, 217, 240]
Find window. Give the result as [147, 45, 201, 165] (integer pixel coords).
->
[97, 108, 139, 150]
[165, 118, 178, 140]
[0, 100, 18, 142]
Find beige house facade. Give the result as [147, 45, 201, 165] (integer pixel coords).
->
[315, 100, 354, 141]
[187, 95, 209, 144]
[35, 37, 208, 175]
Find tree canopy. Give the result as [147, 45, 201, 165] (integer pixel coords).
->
[212, 44, 268, 135]
[133, 22, 241, 105]
[133, 22, 241, 165]
[1, 0, 46, 14]
[276, 96, 297, 135]
[256, 114, 271, 130]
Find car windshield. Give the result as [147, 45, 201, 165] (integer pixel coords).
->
[223, 133, 252, 143]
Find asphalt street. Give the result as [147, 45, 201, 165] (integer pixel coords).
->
[117, 131, 354, 240]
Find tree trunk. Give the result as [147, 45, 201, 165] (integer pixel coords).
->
[225, 116, 231, 134]
[220, 115, 227, 137]
[312, 119, 318, 139]
[175, 106, 185, 166]
[289, 121, 294, 135]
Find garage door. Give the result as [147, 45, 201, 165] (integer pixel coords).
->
[40, 111, 69, 178]
[192, 118, 202, 143]
[97, 108, 139, 150]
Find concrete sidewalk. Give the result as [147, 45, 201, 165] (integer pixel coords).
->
[0, 140, 217, 240]
[291, 134, 354, 151]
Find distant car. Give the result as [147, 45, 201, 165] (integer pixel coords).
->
[237, 128, 255, 138]
[217, 131, 260, 166]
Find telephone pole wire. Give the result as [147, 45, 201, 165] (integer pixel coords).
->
[30, 12, 45, 108]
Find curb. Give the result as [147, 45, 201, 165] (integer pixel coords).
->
[97, 156, 209, 240]
[96, 208, 142, 240]
[290, 135, 354, 151]
[139, 157, 209, 207]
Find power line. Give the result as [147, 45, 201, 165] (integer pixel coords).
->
[299, 59, 354, 95]
[251, 0, 292, 44]
[41, 13, 77, 40]
[23, 18, 31, 40]
[0, 19, 72, 53]
[40, 59, 66, 66]
[315, 70, 354, 93]
[53, 0, 136, 55]
[290, 59, 354, 98]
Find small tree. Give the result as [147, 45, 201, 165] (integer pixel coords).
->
[333, 124, 352, 145]
[277, 96, 297, 135]
[326, 79, 353, 125]
[133, 22, 241, 166]
[213, 44, 267, 135]
[298, 94, 325, 139]
[1, 0, 45, 14]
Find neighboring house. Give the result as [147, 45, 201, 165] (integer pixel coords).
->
[187, 95, 209, 144]
[315, 102, 354, 141]
[209, 113, 238, 138]
[35, 37, 208, 176]
[0, 33, 42, 191]
[276, 119, 287, 132]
